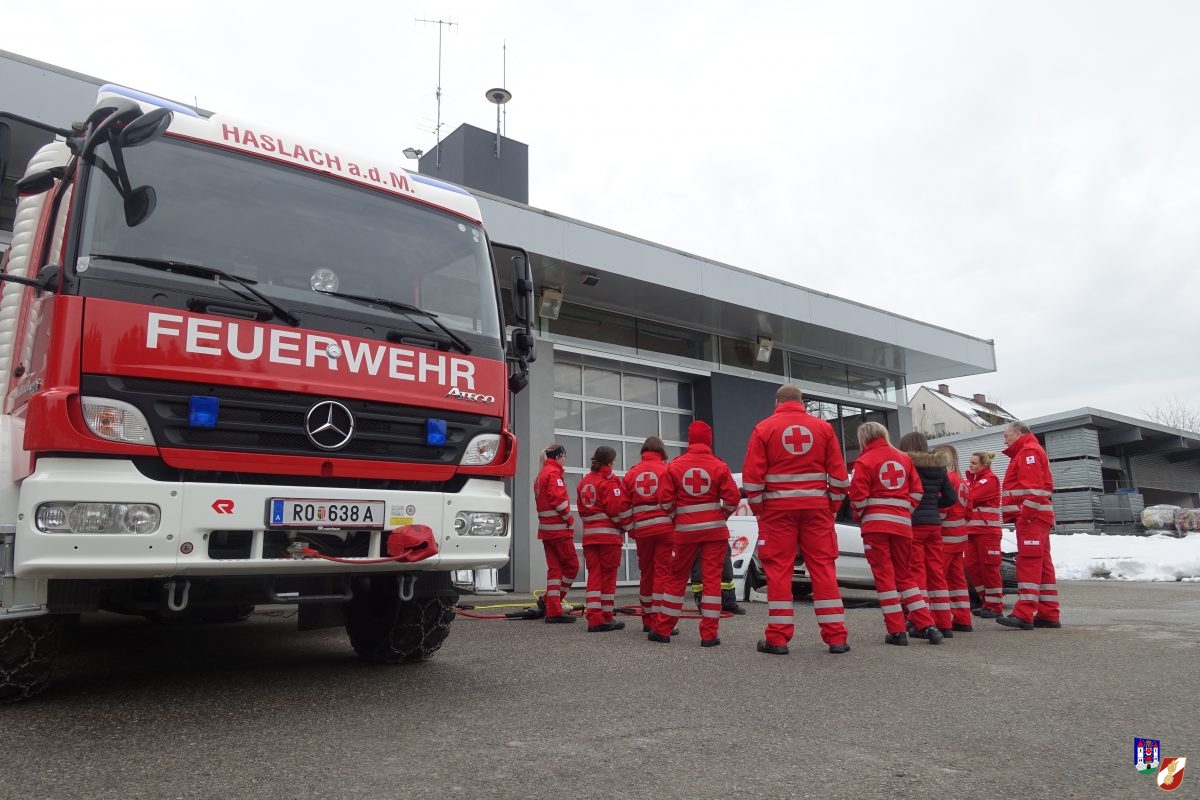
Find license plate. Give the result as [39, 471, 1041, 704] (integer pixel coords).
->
[268, 499, 385, 529]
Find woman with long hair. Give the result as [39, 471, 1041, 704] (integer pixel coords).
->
[898, 431, 958, 639]
[963, 450, 1005, 618]
[934, 444, 974, 632]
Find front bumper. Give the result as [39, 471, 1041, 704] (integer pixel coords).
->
[14, 458, 511, 578]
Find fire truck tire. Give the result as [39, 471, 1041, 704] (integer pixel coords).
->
[345, 577, 456, 664]
[0, 616, 64, 704]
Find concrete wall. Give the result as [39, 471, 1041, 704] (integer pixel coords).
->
[509, 343, 558, 592]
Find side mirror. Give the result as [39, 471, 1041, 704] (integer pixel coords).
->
[510, 254, 533, 326]
[15, 169, 59, 197]
[123, 185, 157, 227]
[511, 329, 536, 362]
[119, 107, 172, 148]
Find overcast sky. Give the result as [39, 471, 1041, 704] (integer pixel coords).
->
[5, 1, 1198, 422]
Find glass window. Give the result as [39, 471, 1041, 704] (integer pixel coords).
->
[790, 354, 848, 390]
[625, 441, 645, 469]
[846, 367, 901, 403]
[622, 374, 658, 405]
[584, 367, 621, 401]
[548, 304, 637, 349]
[554, 363, 582, 395]
[661, 411, 692, 442]
[659, 380, 693, 410]
[554, 398, 583, 431]
[623, 407, 659, 439]
[664, 443, 686, 460]
[637, 319, 714, 362]
[584, 402, 622, 435]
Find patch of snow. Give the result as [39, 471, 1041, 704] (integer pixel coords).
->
[1051, 532, 1200, 581]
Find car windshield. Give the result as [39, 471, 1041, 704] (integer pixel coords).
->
[75, 136, 501, 341]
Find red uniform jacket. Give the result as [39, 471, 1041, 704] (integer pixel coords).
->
[661, 444, 740, 544]
[964, 467, 1001, 535]
[741, 400, 849, 514]
[1002, 433, 1055, 525]
[577, 466, 632, 546]
[941, 470, 969, 543]
[848, 438, 924, 536]
[533, 458, 573, 541]
[622, 452, 674, 540]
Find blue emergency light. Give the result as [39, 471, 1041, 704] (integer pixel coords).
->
[425, 419, 447, 447]
[188, 396, 220, 429]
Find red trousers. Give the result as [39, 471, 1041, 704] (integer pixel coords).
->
[654, 539, 724, 641]
[541, 538, 579, 618]
[757, 506, 847, 647]
[635, 535, 672, 629]
[1013, 518, 1060, 624]
[911, 524, 950, 630]
[583, 543, 622, 628]
[862, 531, 934, 634]
[964, 532, 1004, 613]
[941, 538, 973, 626]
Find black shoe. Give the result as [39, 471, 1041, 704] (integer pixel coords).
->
[906, 621, 920, 636]
[545, 614, 576, 624]
[996, 614, 1034, 630]
[952, 623, 974, 633]
[646, 631, 671, 643]
[723, 604, 747, 616]
[672, 627, 680, 636]
[532, 597, 547, 619]
[884, 632, 909, 646]
[971, 607, 982, 617]
[1034, 618, 1061, 629]
[701, 637, 721, 648]
[976, 609, 1001, 619]
[756, 639, 789, 656]
[939, 628, 954, 639]
[924, 626, 944, 645]
[588, 621, 627, 633]
[828, 643, 850, 654]
[909, 626, 928, 639]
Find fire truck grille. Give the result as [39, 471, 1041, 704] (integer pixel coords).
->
[81, 375, 501, 464]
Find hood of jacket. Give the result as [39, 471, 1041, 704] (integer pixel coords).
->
[909, 450, 950, 470]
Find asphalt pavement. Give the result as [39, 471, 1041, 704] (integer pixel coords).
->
[1, 581, 1196, 800]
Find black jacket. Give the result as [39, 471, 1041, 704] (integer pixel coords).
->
[908, 450, 958, 526]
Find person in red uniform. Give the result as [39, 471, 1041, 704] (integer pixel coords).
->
[648, 421, 740, 647]
[577, 446, 632, 632]
[934, 444, 974, 632]
[623, 436, 675, 633]
[533, 443, 578, 624]
[963, 450, 1005, 618]
[742, 384, 850, 656]
[849, 422, 943, 646]
[998, 422, 1061, 630]
[899, 432, 959, 639]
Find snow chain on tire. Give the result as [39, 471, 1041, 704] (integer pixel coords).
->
[0, 616, 64, 704]
[346, 577, 457, 664]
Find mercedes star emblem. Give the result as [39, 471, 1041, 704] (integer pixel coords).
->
[305, 400, 355, 451]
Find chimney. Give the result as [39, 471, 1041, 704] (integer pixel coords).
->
[973, 393, 987, 405]
[937, 384, 950, 395]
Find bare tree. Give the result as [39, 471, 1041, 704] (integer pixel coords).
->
[1144, 396, 1200, 434]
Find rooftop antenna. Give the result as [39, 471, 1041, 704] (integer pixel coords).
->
[415, 16, 459, 167]
[485, 41, 512, 159]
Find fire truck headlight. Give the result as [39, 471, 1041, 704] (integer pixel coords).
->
[460, 434, 500, 466]
[35, 502, 162, 534]
[454, 512, 508, 537]
[80, 397, 156, 445]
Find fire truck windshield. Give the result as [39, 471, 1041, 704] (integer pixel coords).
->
[75, 136, 502, 343]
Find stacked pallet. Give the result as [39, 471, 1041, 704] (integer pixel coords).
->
[1046, 428, 1105, 531]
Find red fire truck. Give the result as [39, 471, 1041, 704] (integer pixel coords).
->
[0, 86, 535, 702]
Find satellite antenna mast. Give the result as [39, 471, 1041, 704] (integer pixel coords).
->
[486, 41, 512, 159]
[415, 16, 458, 167]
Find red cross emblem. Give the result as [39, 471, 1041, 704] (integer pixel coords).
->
[879, 460, 906, 490]
[580, 483, 598, 506]
[682, 468, 711, 497]
[782, 425, 814, 455]
[635, 471, 659, 498]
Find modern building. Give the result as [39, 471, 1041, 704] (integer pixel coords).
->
[1, 49, 999, 590]
[909, 383, 1017, 438]
[931, 408, 1200, 532]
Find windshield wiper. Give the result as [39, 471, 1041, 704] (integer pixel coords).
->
[88, 254, 300, 326]
[314, 289, 472, 354]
